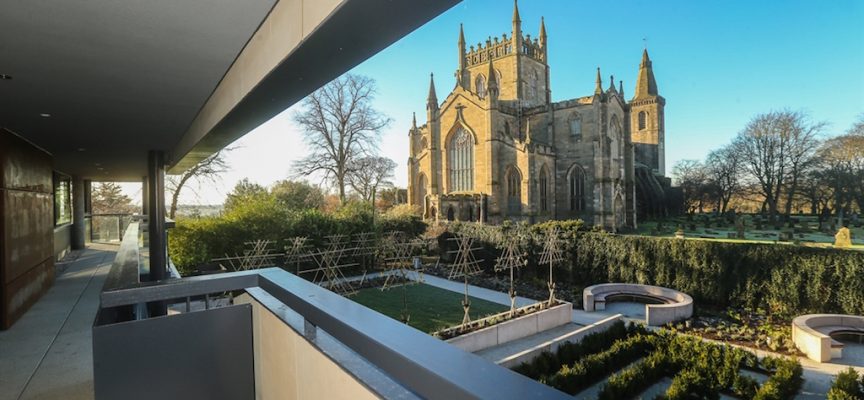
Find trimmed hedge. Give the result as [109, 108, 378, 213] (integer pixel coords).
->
[547, 333, 655, 394]
[447, 222, 864, 317]
[168, 198, 426, 274]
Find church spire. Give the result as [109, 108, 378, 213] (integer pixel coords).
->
[633, 49, 659, 99]
[427, 73, 438, 111]
[412, 112, 417, 129]
[512, 0, 522, 40]
[539, 16, 546, 40]
[608, 74, 616, 92]
[594, 67, 603, 95]
[457, 24, 468, 90]
[619, 80, 624, 98]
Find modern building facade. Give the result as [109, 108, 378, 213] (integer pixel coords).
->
[407, 1, 670, 229]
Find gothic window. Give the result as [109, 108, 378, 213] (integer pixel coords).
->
[475, 74, 486, 99]
[568, 166, 586, 211]
[528, 70, 538, 100]
[504, 121, 511, 138]
[417, 173, 427, 206]
[539, 166, 549, 212]
[610, 115, 622, 160]
[569, 114, 582, 138]
[638, 111, 647, 130]
[419, 136, 428, 150]
[506, 166, 522, 214]
[496, 69, 503, 86]
[448, 127, 474, 192]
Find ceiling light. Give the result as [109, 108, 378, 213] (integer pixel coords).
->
[94, 163, 101, 166]
[0, 74, 11, 80]
[40, 113, 51, 118]
[77, 148, 86, 152]
[96, 167, 104, 171]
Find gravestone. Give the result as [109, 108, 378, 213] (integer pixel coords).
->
[834, 227, 852, 248]
[675, 226, 685, 239]
[735, 216, 746, 239]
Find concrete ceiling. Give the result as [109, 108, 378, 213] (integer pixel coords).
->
[0, 0, 461, 181]
[0, 0, 277, 180]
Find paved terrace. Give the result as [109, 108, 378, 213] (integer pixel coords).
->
[0, 244, 115, 400]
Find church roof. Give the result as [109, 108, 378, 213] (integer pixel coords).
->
[633, 49, 659, 99]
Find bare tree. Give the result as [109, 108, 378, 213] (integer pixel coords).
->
[166, 149, 230, 219]
[292, 74, 391, 203]
[705, 145, 742, 213]
[672, 159, 709, 213]
[346, 156, 396, 203]
[816, 119, 864, 223]
[732, 111, 824, 222]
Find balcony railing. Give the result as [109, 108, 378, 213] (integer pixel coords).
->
[93, 223, 569, 400]
[86, 213, 134, 243]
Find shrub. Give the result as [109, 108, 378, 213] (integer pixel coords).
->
[827, 368, 864, 400]
[755, 356, 803, 400]
[547, 333, 655, 394]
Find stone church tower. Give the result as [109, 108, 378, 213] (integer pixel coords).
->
[407, 1, 667, 230]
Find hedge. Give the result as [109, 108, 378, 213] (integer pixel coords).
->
[168, 199, 426, 275]
[447, 221, 864, 317]
[827, 368, 864, 400]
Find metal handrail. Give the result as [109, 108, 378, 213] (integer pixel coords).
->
[97, 268, 569, 399]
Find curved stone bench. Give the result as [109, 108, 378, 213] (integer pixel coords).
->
[583, 283, 693, 326]
[792, 314, 864, 362]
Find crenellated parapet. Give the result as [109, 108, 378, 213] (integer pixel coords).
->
[464, 34, 545, 67]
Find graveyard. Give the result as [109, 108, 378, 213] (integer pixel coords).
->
[633, 213, 864, 249]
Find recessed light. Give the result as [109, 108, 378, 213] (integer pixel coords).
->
[0, 74, 11, 80]
[40, 113, 51, 118]
[96, 167, 104, 171]
[94, 163, 101, 166]
[77, 148, 86, 152]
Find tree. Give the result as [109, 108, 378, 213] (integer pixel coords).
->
[223, 179, 269, 212]
[270, 180, 325, 210]
[816, 120, 864, 223]
[91, 182, 135, 214]
[292, 74, 391, 203]
[672, 159, 709, 213]
[346, 156, 396, 203]
[704, 145, 742, 213]
[166, 149, 230, 219]
[733, 110, 824, 222]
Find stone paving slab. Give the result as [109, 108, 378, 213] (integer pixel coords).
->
[0, 244, 116, 400]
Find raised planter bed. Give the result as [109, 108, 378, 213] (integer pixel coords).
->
[438, 301, 572, 353]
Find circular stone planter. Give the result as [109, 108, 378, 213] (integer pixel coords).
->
[792, 314, 864, 362]
[583, 283, 693, 326]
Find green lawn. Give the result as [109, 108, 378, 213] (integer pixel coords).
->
[349, 283, 509, 334]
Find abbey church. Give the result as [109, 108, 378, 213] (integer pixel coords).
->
[407, 1, 672, 230]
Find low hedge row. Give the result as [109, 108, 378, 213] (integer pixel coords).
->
[512, 320, 641, 380]
[597, 333, 801, 400]
[446, 221, 864, 317]
[547, 333, 655, 394]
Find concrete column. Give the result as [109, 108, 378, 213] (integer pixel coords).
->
[141, 176, 149, 215]
[147, 151, 166, 282]
[72, 176, 86, 250]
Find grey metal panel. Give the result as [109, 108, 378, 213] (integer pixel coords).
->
[257, 270, 569, 400]
[99, 268, 264, 308]
[93, 304, 254, 400]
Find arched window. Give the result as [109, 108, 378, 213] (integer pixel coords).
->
[448, 128, 474, 192]
[475, 74, 486, 99]
[610, 115, 622, 160]
[539, 166, 549, 212]
[569, 113, 582, 137]
[419, 136, 428, 151]
[417, 173, 427, 206]
[568, 166, 586, 211]
[638, 111, 647, 130]
[532, 71, 540, 100]
[506, 166, 522, 214]
[504, 121, 511, 138]
[495, 69, 503, 86]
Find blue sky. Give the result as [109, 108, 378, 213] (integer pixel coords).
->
[147, 0, 864, 206]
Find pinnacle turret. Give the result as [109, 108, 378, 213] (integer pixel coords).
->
[427, 73, 438, 110]
[594, 67, 603, 95]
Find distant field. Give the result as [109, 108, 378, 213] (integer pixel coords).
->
[350, 283, 508, 334]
